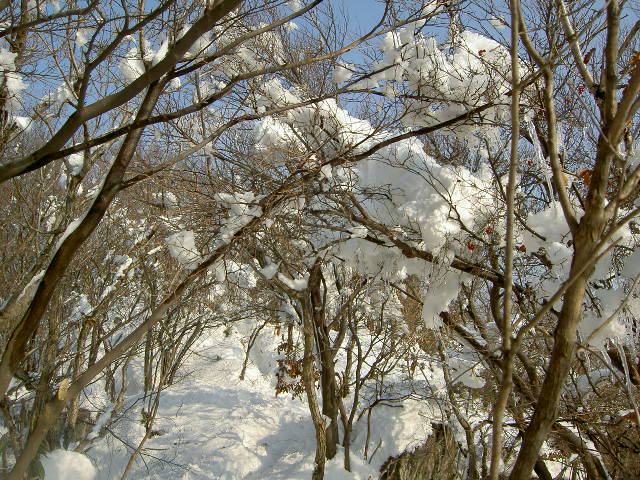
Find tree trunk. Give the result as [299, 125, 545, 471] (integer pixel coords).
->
[302, 288, 326, 480]
[307, 262, 339, 460]
[508, 273, 587, 479]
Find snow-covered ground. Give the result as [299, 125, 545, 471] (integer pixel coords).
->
[48, 327, 435, 480]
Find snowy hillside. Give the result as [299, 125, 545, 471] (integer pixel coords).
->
[48, 328, 434, 480]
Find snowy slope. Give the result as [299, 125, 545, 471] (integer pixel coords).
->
[77, 328, 434, 480]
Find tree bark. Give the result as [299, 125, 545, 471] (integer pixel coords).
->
[302, 287, 326, 480]
[307, 262, 339, 460]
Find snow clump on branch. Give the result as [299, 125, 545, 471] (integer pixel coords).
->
[215, 191, 263, 245]
[165, 230, 201, 269]
[0, 46, 27, 114]
[374, 27, 528, 155]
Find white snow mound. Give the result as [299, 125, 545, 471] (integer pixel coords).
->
[42, 450, 96, 480]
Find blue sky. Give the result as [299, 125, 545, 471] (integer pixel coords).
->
[342, 0, 386, 31]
